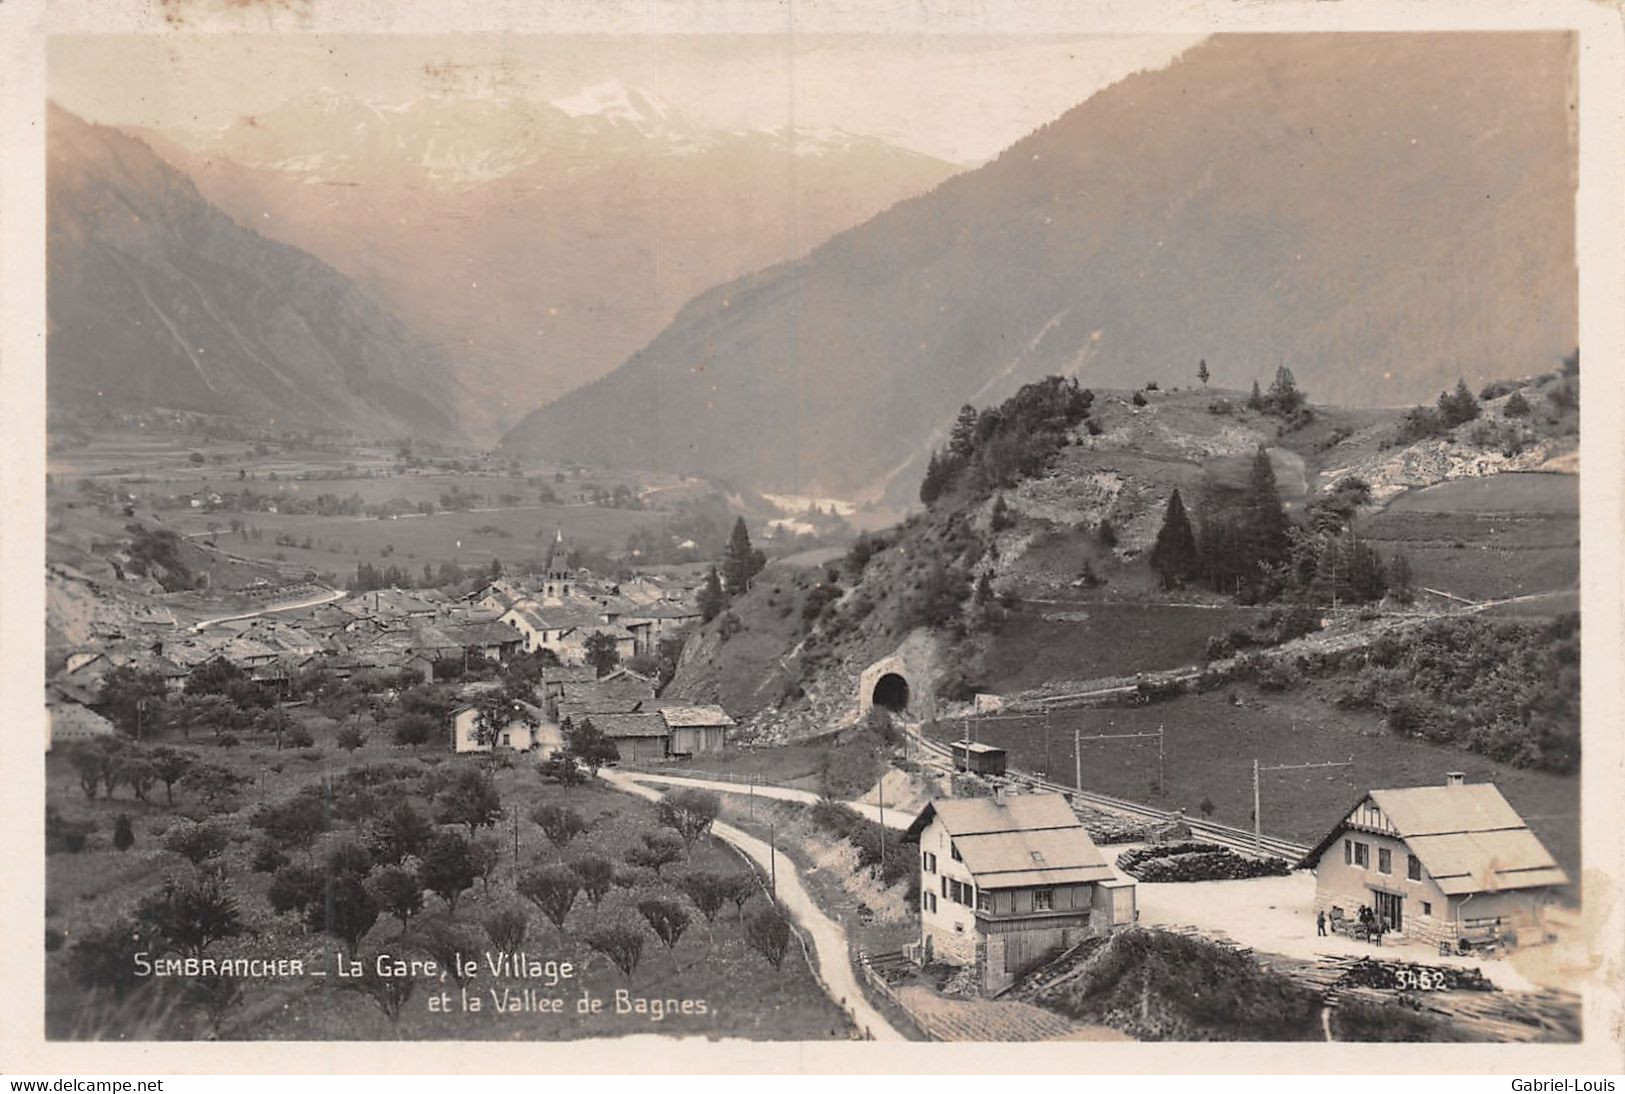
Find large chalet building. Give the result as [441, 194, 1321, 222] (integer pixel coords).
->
[1299, 773, 1569, 946]
[904, 789, 1137, 993]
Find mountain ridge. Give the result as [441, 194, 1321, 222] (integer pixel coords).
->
[133, 86, 963, 438]
[498, 33, 1577, 499]
[47, 103, 471, 444]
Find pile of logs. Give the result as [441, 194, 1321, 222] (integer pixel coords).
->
[1116, 841, 1293, 882]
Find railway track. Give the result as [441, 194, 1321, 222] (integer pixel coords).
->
[909, 730, 1310, 862]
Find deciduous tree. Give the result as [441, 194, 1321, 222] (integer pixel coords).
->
[656, 789, 722, 849]
[434, 768, 503, 836]
[367, 867, 424, 931]
[136, 874, 244, 960]
[638, 897, 691, 966]
[569, 855, 615, 907]
[517, 864, 580, 931]
[531, 803, 588, 848]
[584, 921, 644, 982]
[418, 832, 477, 914]
[745, 904, 792, 971]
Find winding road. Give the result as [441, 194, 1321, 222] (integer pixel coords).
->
[598, 769, 907, 1041]
[612, 770, 916, 830]
[191, 586, 345, 631]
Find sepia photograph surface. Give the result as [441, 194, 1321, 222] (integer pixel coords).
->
[3, 0, 1623, 1074]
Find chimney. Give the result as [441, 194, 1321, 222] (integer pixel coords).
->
[1445, 772, 1466, 787]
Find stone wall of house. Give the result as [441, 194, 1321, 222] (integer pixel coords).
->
[922, 921, 978, 967]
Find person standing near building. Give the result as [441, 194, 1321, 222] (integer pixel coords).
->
[1316, 910, 1327, 937]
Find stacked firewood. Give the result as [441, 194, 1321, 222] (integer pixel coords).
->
[1116, 841, 1292, 882]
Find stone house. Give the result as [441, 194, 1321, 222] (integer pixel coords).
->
[1298, 773, 1569, 947]
[903, 789, 1135, 993]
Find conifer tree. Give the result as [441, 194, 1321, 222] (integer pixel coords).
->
[1149, 488, 1199, 590]
[1388, 551, 1415, 604]
[1197, 359, 1211, 388]
[1243, 447, 1291, 580]
[721, 517, 766, 595]
[919, 450, 948, 506]
[697, 566, 725, 623]
[1267, 366, 1305, 415]
[1247, 380, 1264, 411]
[948, 405, 980, 462]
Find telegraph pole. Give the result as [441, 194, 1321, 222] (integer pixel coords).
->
[511, 804, 520, 883]
[1073, 725, 1082, 794]
[1044, 706, 1053, 777]
[769, 816, 777, 896]
[1158, 724, 1166, 797]
[1253, 756, 1354, 854]
[877, 775, 886, 873]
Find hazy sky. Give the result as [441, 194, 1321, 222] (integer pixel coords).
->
[48, 33, 1201, 164]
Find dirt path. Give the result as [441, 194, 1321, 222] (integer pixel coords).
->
[616, 770, 916, 830]
[599, 769, 908, 1041]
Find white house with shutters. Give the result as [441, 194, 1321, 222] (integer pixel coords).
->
[903, 788, 1136, 993]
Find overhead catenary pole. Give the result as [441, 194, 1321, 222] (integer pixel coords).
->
[1071, 725, 1165, 796]
[1253, 755, 1355, 854]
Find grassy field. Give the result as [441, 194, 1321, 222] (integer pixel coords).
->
[170, 503, 671, 577]
[650, 745, 831, 794]
[1358, 472, 1578, 603]
[1381, 472, 1577, 514]
[47, 430, 723, 582]
[925, 684, 1580, 876]
[980, 601, 1267, 692]
[44, 720, 852, 1041]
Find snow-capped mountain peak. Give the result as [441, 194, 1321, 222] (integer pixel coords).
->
[550, 80, 673, 125]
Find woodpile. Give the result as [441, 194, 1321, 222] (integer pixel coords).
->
[1116, 841, 1292, 882]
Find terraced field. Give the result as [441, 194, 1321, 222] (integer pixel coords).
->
[1358, 472, 1578, 604]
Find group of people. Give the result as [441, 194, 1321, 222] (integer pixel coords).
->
[1315, 905, 1392, 940]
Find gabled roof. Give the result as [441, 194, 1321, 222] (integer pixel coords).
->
[623, 602, 702, 620]
[652, 703, 736, 728]
[48, 701, 117, 741]
[556, 676, 655, 704]
[561, 623, 635, 643]
[1299, 783, 1568, 895]
[569, 711, 668, 739]
[446, 621, 522, 646]
[542, 665, 600, 685]
[555, 698, 646, 721]
[903, 793, 1113, 890]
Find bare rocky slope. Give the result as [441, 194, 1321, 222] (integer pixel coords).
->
[502, 33, 1576, 500]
